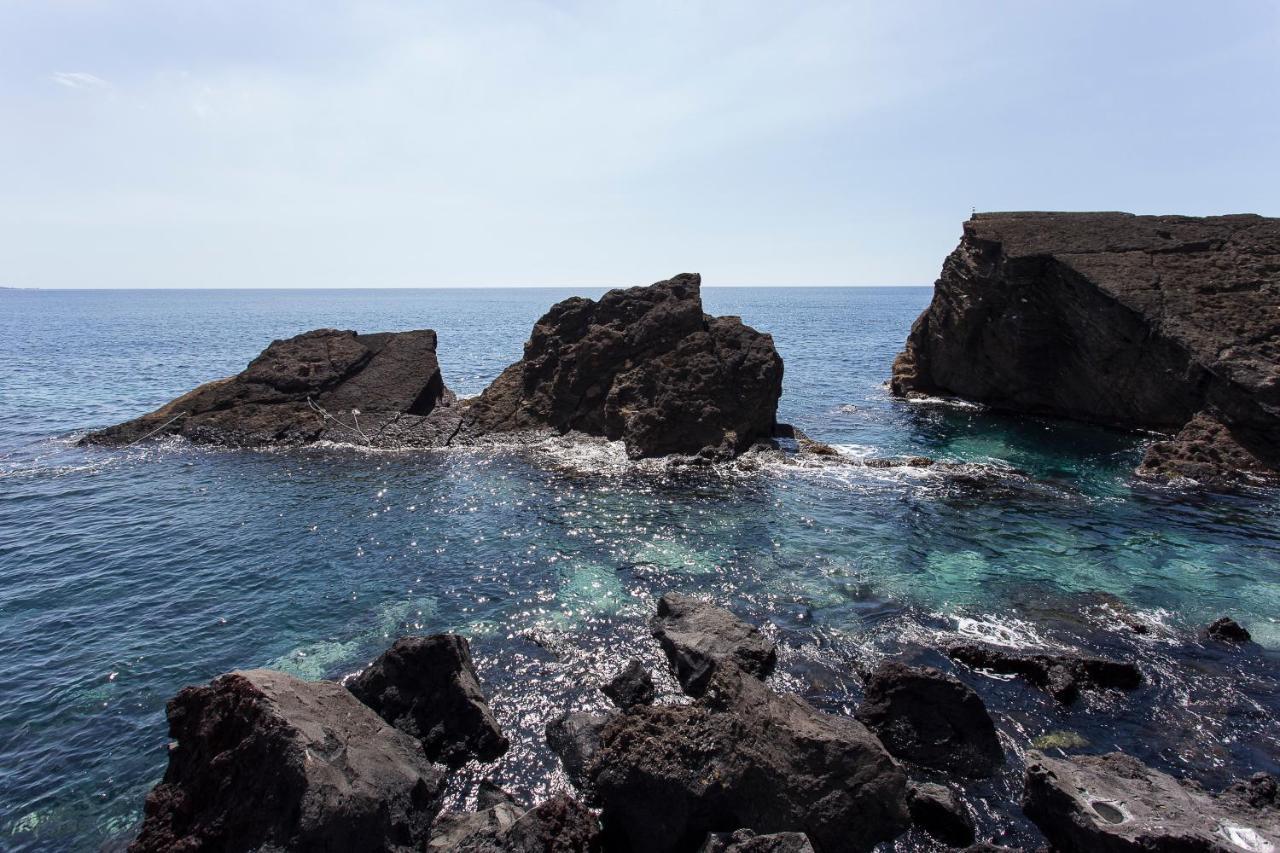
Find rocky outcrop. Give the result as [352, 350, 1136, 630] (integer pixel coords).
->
[1023, 750, 1280, 852]
[907, 783, 976, 848]
[601, 659, 655, 709]
[587, 667, 910, 853]
[546, 712, 611, 791]
[947, 644, 1141, 704]
[891, 212, 1280, 487]
[131, 669, 446, 853]
[1206, 616, 1253, 643]
[346, 635, 508, 768]
[86, 328, 460, 448]
[651, 592, 777, 697]
[428, 794, 600, 853]
[854, 662, 1003, 777]
[460, 273, 784, 459]
[698, 829, 816, 853]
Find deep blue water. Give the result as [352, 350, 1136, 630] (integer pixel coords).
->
[1, 287, 1278, 851]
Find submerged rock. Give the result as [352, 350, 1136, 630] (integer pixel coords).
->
[546, 712, 611, 791]
[651, 592, 778, 697]
[947, 643, 1141, 704]
[891, 211, 1280, 487]
[346, 635, 508, 768]
[131, 669, 446, 853]
[854, 661, 1003, 777]
[588, 667, 910, 853]
[698, 829, 816, 853]
[86, 328, 460, 448]
[460, 273, 784, 459]
[1023, 750, 1280, 853]
[601, 659, 655, 709]
[1206, 616, 1253, 643]
[907, 782, 976, 848]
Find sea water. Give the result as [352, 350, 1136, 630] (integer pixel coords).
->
[0, 287, 1277, 850]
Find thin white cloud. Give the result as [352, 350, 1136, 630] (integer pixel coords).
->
[51, 71, 111, 90]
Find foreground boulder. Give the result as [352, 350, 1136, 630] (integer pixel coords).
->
[947, 644, 1140, 704]
[587, 668, 910, 853]
[854, 661, 1003, 777]
[907, 783, 976, 848]
[86, 328, 460, 448]
[131, 669, 446, 853]
[429, 793, 600, 853]
[347, 635, 508, 768]
[1023, 750, 1279, 852]
[651, 592, 777, 696]
[460, 273, 784, 459]
[891, 212, 1280, 487]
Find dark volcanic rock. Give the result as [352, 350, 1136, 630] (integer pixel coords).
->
[699, 829, 816, 853]
[947, 643, 1141, 704]
[907, 782, 976, 848]
[546, 712, 612, 791]
[1023, 750, 1280, 853]
[891, 212, 1280, 487]
[347, 635, 508, 768]
[131, 669, 446, 853]
[651, 592, 778, 697]
[460, 273, 784, 459]
[601, 659, 655, 709]
[429, 794, 600, 853]
[87, 328, 461, 448]
[1225, 772, 1280, 811]
[854, 661, 1003, 777]
[587, 668, 910, 853]
[1206, 616, 1253, 643]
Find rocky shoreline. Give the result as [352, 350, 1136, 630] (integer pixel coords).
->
[126, 595, 1276, 852]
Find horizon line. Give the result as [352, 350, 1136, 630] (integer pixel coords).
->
[1, 282, 933, 291]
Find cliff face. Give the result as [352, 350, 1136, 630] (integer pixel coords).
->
[892, 212, 1280, 486]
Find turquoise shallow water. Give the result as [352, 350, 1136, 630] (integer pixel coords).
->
[1, 287, 1278, 850]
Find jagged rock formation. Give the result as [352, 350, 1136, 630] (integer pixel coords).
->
[346, 634, 508, 768]
[906, 783, 976, 848]
[428, 793, 600, 853]
[651, 592, 777, 697]
[947, 643, 1141, 704]
[130, 669, 446, 853]
[460, 273, 784, 459]
[891, 212, 1280, 487]
[601, 659, 655, 709]
[85, 328, 460, 448]
[1023, 751, 1279, 852]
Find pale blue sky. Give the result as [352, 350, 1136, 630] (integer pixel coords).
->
[2, 1, 1277, 288]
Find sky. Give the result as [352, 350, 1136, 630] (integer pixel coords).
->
[1, 1, 1278, 288]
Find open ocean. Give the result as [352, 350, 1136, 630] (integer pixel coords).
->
[1, 286, 1278, 851]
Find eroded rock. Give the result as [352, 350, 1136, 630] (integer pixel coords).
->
[651, 592, 777, 697]
[947, 643, 1140, 704]
[130, 669, 446, 853]
[347, 635, 508, 768]
[546, 712, 612, 792]
[855, 661, 1003, 777]
[1206, 616, 1253, 643]
[601, 659, 655, 709]
[699, 829, 817, 853]
[430, 794, 601, 853]
[907, 782, 976, 848]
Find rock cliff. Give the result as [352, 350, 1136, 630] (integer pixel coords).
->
[891, 212, 1280, 487]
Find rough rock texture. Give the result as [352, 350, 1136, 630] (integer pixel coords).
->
[854, 662, 1003, 777]
[1206, 616, 1253, 643]
[346, 635, 508, 768]
[546, 712, 611, 791]
[428, 794, 600, 853]
[891, 212, 1280, 487]
[907, 783, 976, 848]
[460, 273, 784, 459]
[947, 644, 1141, 704]
[698, 829, 816, 853]
[86, 329, 461, 448]
[587, 668, 910, 853]
[651, 592, 777, 697]
[1023, 750, 1280, 853]
[130, 669, 446, 853]
[601, 659, 655, 709]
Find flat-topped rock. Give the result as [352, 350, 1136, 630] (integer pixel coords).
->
[130, 669, 446, 853]
[947, 643, 1141, 704]
[460, 273, 784, 459]
[891, 212, 1280, 487]
[86, 328, 459, 448]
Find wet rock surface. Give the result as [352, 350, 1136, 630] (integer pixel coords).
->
[347, 634, 508, 768]
[460, 273, 784, 459]
[601, 659, 655, 709]
[651, 591, 777, 696]
[1206, 616, 1253, 643]
[698, 829, 816, 853]
[891, 211, 1280, 487]
[855, 661, 1003, 777]
[546, 712, 611, 792]
[86, 328, 459, 448]
[1023, 750, 1280, 853]
[429, 794, 600, 853]
[947, 643, 1141, 703]
[907, 782, 976, 848]
[130, 669, 446, 853]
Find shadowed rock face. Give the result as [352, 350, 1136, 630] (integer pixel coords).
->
[651, 592, 778, 697]
[461, 273, 784, 459]
[85, 328, 460, 448]
[130, 669, 446, 853]
[891, 212, 1280, 487]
